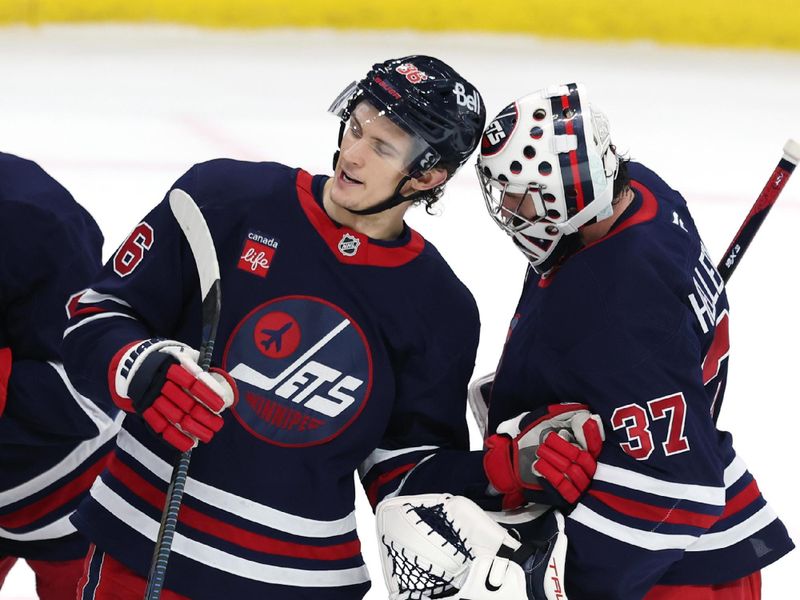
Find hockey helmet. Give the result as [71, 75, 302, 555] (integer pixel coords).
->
[329, 56, 485, 214]
[476, 83, 619, 273]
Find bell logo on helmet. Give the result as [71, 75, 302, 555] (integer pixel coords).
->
[395, 63, 429, 84]
[454, 82, 481, 114]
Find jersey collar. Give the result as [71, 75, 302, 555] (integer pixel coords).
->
[538, 179, 659, 288]
[580, 179, 659, 252]
[295, 169, 425, 267]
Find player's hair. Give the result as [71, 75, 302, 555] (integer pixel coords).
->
[413, 160, 459, 213]
[612, 148, 631, 202]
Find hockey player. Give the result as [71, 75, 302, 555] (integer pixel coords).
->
[474, 83, 794, 598]
[0, 153, 121, 599]
[62, 56, 494, 599]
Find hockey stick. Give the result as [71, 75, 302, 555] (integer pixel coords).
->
[144, 189, 222, 600]
[468, 141, 799, 439]
[716, 139, 800, 281]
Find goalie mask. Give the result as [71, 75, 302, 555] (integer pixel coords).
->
[476, 83, 619, 273]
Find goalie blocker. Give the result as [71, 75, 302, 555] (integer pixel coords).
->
[376, 494, 567, 600]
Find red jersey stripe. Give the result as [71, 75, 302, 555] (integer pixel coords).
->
[0, 452, 111, 529]
[108, 458, 361, 561]
[589, 489, 719, 529]
[366, 463, 415, 508]
[719, 480, 762, 520]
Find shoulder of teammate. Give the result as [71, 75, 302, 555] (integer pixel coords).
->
[410, 236, 480, 344]
[174, 159, 297, 212]
[0, 162, 102, 297]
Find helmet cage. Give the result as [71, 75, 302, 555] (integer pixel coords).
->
[476, 164, 563, 263]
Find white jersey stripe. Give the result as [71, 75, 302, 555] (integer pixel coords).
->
[569, 505, 698, 551]
[116, 430, 357, 538]
[686, 505, 779, 552]
[63, 312, 137, 339]
[723, 455, 748, 488]
[0, 513, 76, 541]
[80, 289, 133, 308]
[90, 480, 370, 587]
[383, 454, 435, 500]
[49, 361, 119, 432]
[594, 462, 726, 506]
[358, 445, 438, 479]
[0, 412, 123, 509]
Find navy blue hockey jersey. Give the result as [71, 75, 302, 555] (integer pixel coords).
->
[62, 160, 485, 599]
[0, 152, 121, 560]
[489, 163, 794, 599]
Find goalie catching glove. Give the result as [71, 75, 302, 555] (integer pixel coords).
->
[484, 403, 604, 509]
[376, 493, 568, 600]
[111, 338, 237, 452]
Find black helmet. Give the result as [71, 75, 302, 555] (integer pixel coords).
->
[355, 55, 486, 173]
[329, 56, 485, 214]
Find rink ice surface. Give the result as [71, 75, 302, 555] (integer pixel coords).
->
[1, 25, 798, 598]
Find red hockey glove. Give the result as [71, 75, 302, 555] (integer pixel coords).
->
[111, 339, 237, 452]
[484, 403, 604, 510]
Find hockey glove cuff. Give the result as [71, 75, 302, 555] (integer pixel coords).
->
[484, 403, 604, 509]
[110, 339, 237, 452]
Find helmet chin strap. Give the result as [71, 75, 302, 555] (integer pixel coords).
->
[331, 127, 425, 217]
[344, 175, 424, 216]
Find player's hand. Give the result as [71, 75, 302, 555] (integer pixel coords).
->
[483, 403, 604, 509]
[111, 339, 237, 452]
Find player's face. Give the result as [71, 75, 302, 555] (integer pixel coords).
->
[501, 190, 539, 223]
[330, 101, 416, 211]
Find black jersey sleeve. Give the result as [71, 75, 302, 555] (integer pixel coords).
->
[357, 269, 492, 509]
[61, 166, 206, 414]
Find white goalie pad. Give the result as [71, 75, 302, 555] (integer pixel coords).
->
[375, 493, 568, 600]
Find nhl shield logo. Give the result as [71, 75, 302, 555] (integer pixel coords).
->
[338, 233, 361, 257]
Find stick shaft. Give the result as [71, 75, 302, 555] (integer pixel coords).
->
[717, 141, 799, 281]
[144, 190, 221, 600]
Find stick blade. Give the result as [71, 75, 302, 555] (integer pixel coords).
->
[168, 188, 220, 299]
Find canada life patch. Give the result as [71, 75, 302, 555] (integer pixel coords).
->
[481, 102, 518, 157]
[238, 230, 279, 278]
[224, 296, 372, 446]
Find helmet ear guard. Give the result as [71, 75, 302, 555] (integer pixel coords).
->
[476, 83, 619, 272]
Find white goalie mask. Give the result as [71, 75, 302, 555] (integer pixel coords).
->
[476, 83, 619, 273]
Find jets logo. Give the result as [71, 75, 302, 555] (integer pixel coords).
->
[481, 102, 518, 157]
[224, 296, 372, 446]
[254, 311, 301, 359]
